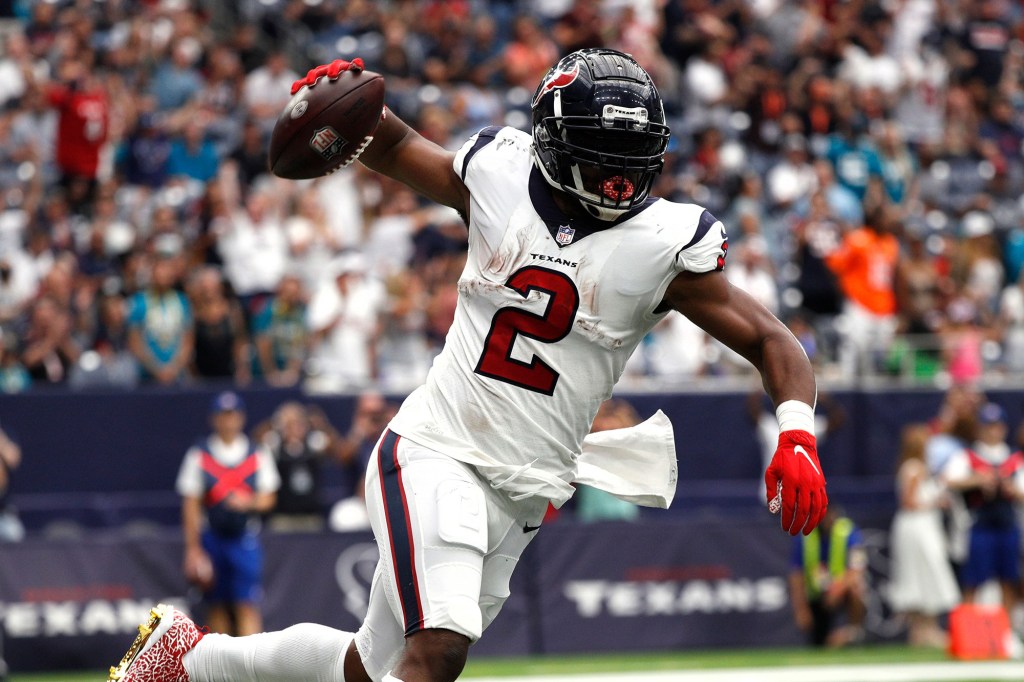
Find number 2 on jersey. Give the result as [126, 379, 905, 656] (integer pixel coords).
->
[474, 266, 580, 395]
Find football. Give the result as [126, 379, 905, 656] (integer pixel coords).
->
[268, 68, 386, 180]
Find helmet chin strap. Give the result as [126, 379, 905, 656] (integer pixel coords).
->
[583, 202, 629, 221]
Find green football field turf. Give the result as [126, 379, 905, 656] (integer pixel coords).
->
[9, 645, 1012, 682]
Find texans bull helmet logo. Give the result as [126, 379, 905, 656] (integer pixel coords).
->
[532, 62, 580, 108]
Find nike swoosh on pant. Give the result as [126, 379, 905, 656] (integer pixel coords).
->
[794, 445, 820, 475]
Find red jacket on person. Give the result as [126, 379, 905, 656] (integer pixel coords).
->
[47, 83, 108, 178]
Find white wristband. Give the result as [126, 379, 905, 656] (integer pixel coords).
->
[776, 400, 815, 434]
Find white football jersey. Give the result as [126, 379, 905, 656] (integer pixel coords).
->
[388, 127, 727, 505]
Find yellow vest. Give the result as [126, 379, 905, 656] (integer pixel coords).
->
[802, 517, 854, 598]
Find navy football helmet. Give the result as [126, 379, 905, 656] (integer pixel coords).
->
[531, 48, 671, 220]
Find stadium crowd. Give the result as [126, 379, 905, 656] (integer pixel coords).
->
[0, 0, 1021, 393]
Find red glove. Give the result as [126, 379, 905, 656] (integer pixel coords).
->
[765, 429, 827, 536]
[290, 57, 365, 95]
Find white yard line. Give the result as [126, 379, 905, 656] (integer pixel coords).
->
[472, 661, 1024, 682]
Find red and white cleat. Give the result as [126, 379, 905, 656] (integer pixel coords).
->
[108, 604, 204, 682]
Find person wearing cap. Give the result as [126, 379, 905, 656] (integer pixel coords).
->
[942, 402, 1024, 615]
[175, 391, 280, 636]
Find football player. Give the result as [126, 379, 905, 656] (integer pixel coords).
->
[110, 48, 826, 682]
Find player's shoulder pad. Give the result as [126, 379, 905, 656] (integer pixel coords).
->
[453, 126, 532, 183]
[649, 200, 729, 274]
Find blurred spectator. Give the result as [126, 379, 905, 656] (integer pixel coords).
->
[375, 270, 431, 393]
[788, 507, 867, 648]
[873, 121, 917, 207]
[166, 119, 220, 184]
[0, 31, 30, 108]
[888, 423, 960, 648]
[0, 331, 30, 394]
[624, 312, 708, 385]
[227, 119, 270, 191]
[20, 293, 79, 385]
[939, 297, 989, 386]
[214, 188, 288, 319]
[176, 390, 279, 635]
[726, 237, 778, 316]
[827, 204, 901, 378]
[0, 250, 38, 327]
[942, 402, 1024, 620]
[126, 244, 193, 385]
[959, 0, 1013, 89]
[574, 398, 641, 523]
[793, 190, 843, 324]
[0, 421, 24, 542]
[305, 252, 384, 393]
[999, 271, 1024, 373]
[553, 0, 606, 54]
[150, 37, 205, 113]
[895, 230, 945, 336]
[502, 15, 559, 90]
[45, 57, 108, 211]
[766, 134, 817, 210]
[252, 272, 308, 388]
[242, 51, 298, 136]
[188, 266, 250, 385]
[283, 187, 343, 291]
[70, 285, 137, 389]
[255, 401, 341, 533]
[329, 391, 398, 532]
[956, 211, 1004, 314]
[894, 32, 948, 148]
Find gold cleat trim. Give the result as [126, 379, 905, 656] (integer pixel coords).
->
[107, 604, 171, 681]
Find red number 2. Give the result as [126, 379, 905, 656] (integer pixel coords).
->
[474, 266, 580, 395]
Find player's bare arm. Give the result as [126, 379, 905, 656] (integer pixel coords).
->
[662, 269, 827, 536]
[661, 270, 815, 406]
[357, 112, 470, 217]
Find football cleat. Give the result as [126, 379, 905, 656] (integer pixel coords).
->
[108, 604, 204, 682]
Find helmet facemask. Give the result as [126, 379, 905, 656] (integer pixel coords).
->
[532, 50, 671, 221]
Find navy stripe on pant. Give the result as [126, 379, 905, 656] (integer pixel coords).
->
[377, 429, 425, 634]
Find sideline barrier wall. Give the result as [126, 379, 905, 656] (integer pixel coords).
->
[0, 519, 828, 672]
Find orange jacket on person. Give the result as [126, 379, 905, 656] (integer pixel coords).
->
[825, 227, 900, 316]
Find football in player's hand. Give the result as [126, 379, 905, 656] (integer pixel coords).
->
[268, 68, 385, 180]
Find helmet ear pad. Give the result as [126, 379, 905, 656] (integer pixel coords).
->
[531, 48, 671, 218]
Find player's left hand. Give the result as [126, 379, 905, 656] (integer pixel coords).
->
[765, 429, 827, 535]
[290, 58, 364, 94]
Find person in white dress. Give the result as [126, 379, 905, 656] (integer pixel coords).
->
[888, 423, 961, 647]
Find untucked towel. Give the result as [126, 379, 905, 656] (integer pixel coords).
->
[574, 409, 678, 508]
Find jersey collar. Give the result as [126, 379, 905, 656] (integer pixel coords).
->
[528, 167, 658, 247]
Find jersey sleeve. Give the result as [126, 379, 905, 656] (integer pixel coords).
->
[176, 446, 203, 498]
[254, 446, 281, 494]
[453, 125, 503, 183]
[673, 208, 729, 274]
[452, 126, 533, 252]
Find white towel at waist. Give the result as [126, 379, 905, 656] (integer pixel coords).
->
[574, 409, 678, 509]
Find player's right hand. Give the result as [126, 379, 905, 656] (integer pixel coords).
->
[291, 58, 365, 94]
[765, 429, 827, 536]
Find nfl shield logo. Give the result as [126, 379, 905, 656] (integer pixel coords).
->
[309, 126, 347, 160]
[556, 225, 575, 245]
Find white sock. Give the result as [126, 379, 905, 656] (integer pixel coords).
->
[182, 624, 353, 682]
